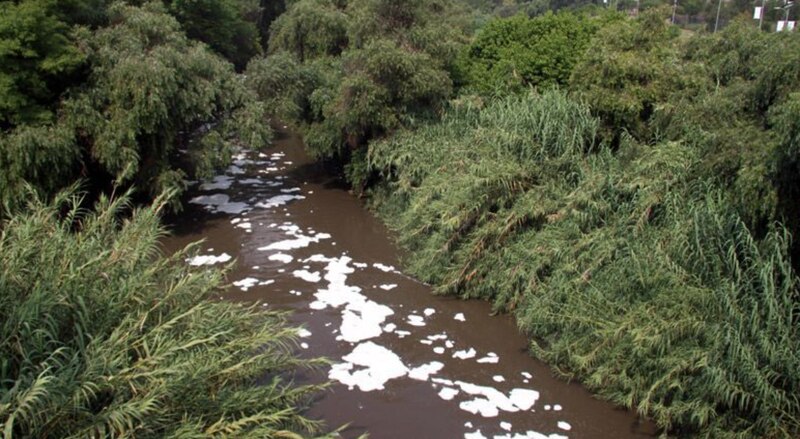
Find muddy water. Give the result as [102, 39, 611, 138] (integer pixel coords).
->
[163, 128, 658, 439]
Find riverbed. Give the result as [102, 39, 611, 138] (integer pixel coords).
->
[162, 127, 657, 439]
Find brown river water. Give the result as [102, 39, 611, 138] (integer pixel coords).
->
[162, 128, 658, 439]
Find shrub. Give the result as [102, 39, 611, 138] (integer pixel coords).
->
[0, 190, 327, 437]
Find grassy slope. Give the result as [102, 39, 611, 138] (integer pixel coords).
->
[368, 91, 800, 438]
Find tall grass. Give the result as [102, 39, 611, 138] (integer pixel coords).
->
[369, 91, 800, 438]
[0, 189, 328, 438]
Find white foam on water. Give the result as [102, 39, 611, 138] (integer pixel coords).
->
[544, 405, 551, 411]
[328, 342, 408, 392]
[280, 187, 302, 193]
[200, 175, 234, 190]
[305, 255, 395, 344]
[424, 308, 436, 316]
[501, 422, 512, 431]
[233, 277, 259, 291]
[557, 422, 571, 431]
[495, 433, 567, 439]
[395, 330, 411, 338]
[297, 328, 312, 338]
[407, 315, 426, 327]
[293, 269, 321, 283]
[456, 385, 516, 416]
[465, 430, 488, 439]
[300, 342, 309, 349]
[408, 361, 444, 381]
[477, 353, 499, 364]
[455, 313, 466, 321]
[217, 202, 250, 214]
[383, 323, 397, 333]
[461, 398, 500, 417]
[190, 193, 251, 214]
[439, 387, 460, 400]
[237, 178, 264, 186]
[464, 422, 473, 428]
[231, 218, 242, 224]
[552, 404, 562, 411]
[258, 280, 275, 286]
[227, 165, 245, 174]
[433, 347, 446, 355]
[340, 301, 394, 343]
[493, 375, 505, 383]
[235, 222, 252, 230]
[258, 224, 331, 251]
[450, 381, 539, 418]
[521, 372, 533, 379]
[379, 284, 398, 291]
[509, 389, 539, 411]
[453, 348, 477, 360]
[269, 253, 294, 263]
[187, 253, 232, 266]
[189, 193, 228, 206]
[420, 340, 433, 345]
[255, 194, 305, 209]
[353, 262, 368, 268]
[373, 263, 396, 272]
[446, 340, 455, 348]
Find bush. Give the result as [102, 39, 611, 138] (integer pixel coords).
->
[455, 11, 604, 94]
[0, 190, 327, 437]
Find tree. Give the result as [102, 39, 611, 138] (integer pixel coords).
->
[455, 11, 606, 95]
[267, 0, 348, 61]
[1, 2, 271, 213]
[0, 0, 85, 127]
[255, 0, 469, 187]
[569, 8, 694, 144]
[168, 0, 262, 69]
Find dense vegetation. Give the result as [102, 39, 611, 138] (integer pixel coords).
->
[3, 0, 800, 437]
[363, 10, 800, 438]
[0, 190, 325, 437]
[0, 1, 320, 436]
[247, 0, 472, 187]
[0, 1, 272, 213]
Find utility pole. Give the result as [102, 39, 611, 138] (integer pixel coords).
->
[714, 0, 724, 32]
[775, 0, 795, 31]
[672, 0, 678, 24]
[759, 0, 766, 29]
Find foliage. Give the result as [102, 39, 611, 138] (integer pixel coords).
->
[0, 1, 271, 213]
[569, 8, 697, 144]
[649, 21, 800, 234]
[0, 190, 327, 437]
[267, 0, 348, 61]
[455, 11, 604, 94]
[252, 0, 470, 185]
[0, 0, 85, 127]
[168, 0, 262, 70]
[368, 91, 800, 438]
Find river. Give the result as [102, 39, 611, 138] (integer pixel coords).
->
[162, 127, 658, 439]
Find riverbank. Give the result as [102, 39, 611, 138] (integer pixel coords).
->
[366, 91, 800, 438]
[162, 126, 657, 438]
